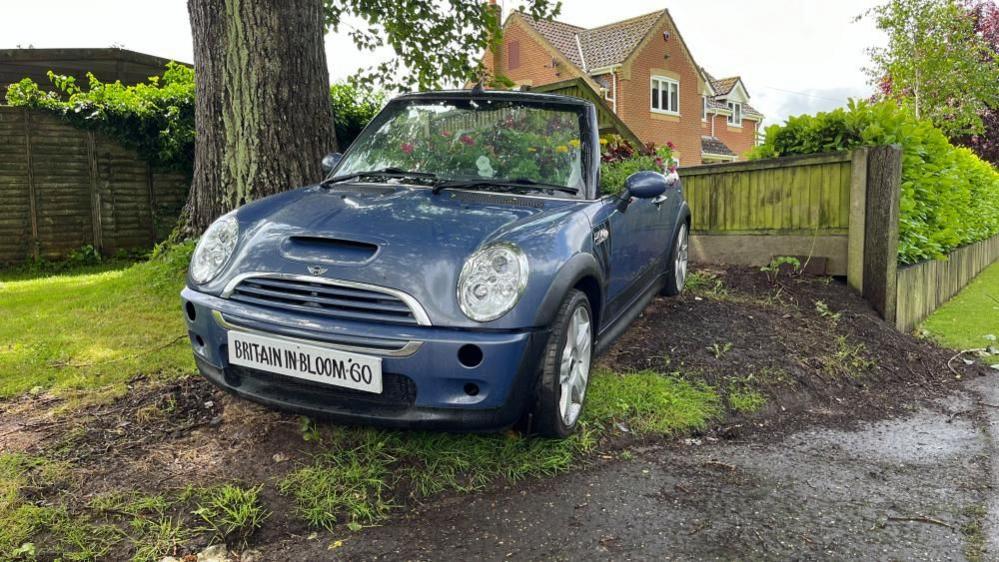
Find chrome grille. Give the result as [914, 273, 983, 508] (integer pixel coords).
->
[226, 275, 424, 326]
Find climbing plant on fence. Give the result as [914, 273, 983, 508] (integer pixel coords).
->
[5, 67, 386, 175]
[5, 63, 196, 174]
[749, 100, 999, 265]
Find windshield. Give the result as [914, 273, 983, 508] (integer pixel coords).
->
[335, 98, 587, 194]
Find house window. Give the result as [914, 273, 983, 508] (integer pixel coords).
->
[507, 41, 520, 71]
[701, 96, 708, 121]
[651, 76, 679, 114]
[727, 101, 743, 126]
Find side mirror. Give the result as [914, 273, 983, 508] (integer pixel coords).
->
[624, 171, 668, 199]
[321, 152, 343, 176]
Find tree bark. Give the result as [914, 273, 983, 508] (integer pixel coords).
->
[184, 0, 336, 234]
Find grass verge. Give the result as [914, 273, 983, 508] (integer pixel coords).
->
[922, 262, 999, 365]
[0, 244, 194, 400]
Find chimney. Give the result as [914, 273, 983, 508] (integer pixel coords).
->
[487, 0, 503, 85]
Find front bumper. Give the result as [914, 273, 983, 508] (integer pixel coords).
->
[181, 287, 550, 431]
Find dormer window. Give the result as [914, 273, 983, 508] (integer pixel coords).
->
[727, 102, 743, 126]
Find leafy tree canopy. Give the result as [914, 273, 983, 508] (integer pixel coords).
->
[322, 0, 561, 90]
[862, 0, 999, 138]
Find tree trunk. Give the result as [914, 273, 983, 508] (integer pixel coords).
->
[184, 0, 336, 234]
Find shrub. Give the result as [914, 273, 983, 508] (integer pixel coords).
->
[749, 100, 999, 264]
[329, 82, 385, 149]
[5, 63, 196, 174]
[599, 135, 676, 195]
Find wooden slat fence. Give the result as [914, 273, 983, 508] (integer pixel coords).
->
[895, 234, 999, 333]
[680, 151, 853, 235]
[0, 106, 189, 264]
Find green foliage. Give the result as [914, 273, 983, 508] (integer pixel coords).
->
[599, 135, 677, 195]
[329, 82, 385, 149]
[5, 63, 195, 174]
[760, 256, 802, 283]
[861, 0, 999, 138]
[750, 100, 999, 264]
[322, 1, 561, 90]
[342, 103, 586, 187]
[727, 389, 766, 414]
[193, 484, 268, 545]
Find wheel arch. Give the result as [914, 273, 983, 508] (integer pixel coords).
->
[533, 253, 605, 330]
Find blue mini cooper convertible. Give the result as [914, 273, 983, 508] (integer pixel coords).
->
[182, 90, 690, 437]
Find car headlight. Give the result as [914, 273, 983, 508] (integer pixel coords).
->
[457, 243, 529, 322]
[190, 214, 239, 285]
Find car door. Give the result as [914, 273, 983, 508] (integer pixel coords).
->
[594, 195, 662, 324]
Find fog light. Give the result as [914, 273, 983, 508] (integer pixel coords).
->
[185, 301, 197, 322]
[457, 344, 483, 368]
[464, 383, 480, 396]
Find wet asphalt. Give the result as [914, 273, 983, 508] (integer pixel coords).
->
[263, 375, 999, 561]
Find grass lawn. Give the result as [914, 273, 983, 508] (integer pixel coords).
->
[0, 245, 195, 401]
[922, 261, 999, 364]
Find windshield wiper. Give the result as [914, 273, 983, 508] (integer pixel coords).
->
[322, 168, 439, 187]
[431, 177, 579, 196]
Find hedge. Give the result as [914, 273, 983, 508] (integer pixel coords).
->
[749, 100, 999, 265]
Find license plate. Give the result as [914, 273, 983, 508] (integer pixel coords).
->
[227, 331, 382, 394]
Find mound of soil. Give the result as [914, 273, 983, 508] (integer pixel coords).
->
[601, 264, 989, 437]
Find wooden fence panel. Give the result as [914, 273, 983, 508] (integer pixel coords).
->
[679, 151, 852, 235]
[0, 106, 189, 264]
[28, 111, 95, 258]
[895, 234, 999, 333]
[0, 109, 32, 262]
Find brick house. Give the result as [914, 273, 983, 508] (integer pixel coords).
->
[481, 9, 764, 165]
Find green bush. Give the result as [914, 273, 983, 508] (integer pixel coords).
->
[599, 135, 676, 195]
[750, 100, 999, 264]
[5, 63, 195, 174]
[329, 82, 385, 149]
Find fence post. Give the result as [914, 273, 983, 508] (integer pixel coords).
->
[862, 145, 902, 323]
[846, 147, 869, 293]
[22, 108, 39, 260]
[87, 131, 103, 254]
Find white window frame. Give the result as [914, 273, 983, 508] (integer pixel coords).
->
[701, 96, 708, 121]
[727, 101, 743, 126]
[651, 76, 680, 115]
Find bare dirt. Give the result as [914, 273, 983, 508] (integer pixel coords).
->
[2, 265, 994, 560]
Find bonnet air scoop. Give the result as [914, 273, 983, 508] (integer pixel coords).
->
[282, 236, 380, 264]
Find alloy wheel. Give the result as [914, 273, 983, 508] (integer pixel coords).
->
[675, 224, 689, 291]
[558, 304, 592, 426]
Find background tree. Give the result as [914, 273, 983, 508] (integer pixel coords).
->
[953, 0, 999, 164]
[184, 0, 559, 234]
[862, 0, 999, 139]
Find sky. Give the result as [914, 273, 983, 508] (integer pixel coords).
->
[0, 0, 885, 126]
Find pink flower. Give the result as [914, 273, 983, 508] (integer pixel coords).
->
[401, 142, 414, 155]
[666, 141, 676, 150]
[459, 134, 475, 146]
[441, 130, 453, 138]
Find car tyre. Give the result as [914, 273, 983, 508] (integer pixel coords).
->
[661, 221, 689, 297]
[531, 289, 594, 438]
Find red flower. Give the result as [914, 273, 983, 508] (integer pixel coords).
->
[459, 134, 475, 146]
[666, 141, 676, 150]
[441, 130, 453, 138]
[401, 142, 414, 155]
